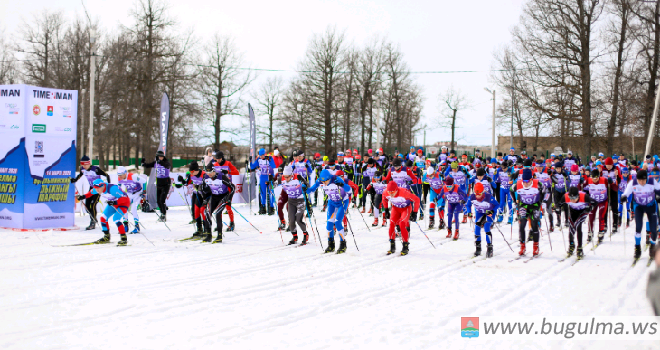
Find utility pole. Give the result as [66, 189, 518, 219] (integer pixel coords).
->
[88, 29, 96, 160]
[484, 88, 496, 157]
[510, 66, 516, 150]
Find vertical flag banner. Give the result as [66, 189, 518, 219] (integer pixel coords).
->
[245, 103, 257, 203]
[147, 92, 170, 211]
[0, 84, 78, 229]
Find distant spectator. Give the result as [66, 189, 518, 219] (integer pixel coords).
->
[273, 147, 285, 168]
[203, 147, 214, 167]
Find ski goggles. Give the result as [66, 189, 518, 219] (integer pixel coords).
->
[569, 193, 580, 201]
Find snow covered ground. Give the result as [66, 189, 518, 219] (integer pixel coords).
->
[1, 204, 659, 349]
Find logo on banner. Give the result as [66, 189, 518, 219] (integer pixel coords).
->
[61, 106, 71, 118]
[236, 184, 243, 193]
[47, 106, 53, 116]
[33, 105, 41, 116]
[32, 124, 46, 133]
[34, 141, 44, 157]
[461, 317, 479, 338]
[11, 125, 19, 129]
[55, 127, 72, 132]
[161, 112, 168, 151]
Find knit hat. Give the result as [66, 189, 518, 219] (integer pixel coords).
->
[426, 167, 435, 176]
[637, 169, 648, 180]
[80, 155, 91, 165]
[571, 164, 579, 172]
[474, 182, 485, 195]
[189, 161, 199, 171]
[522, 168, 532, 182]
[117, 166, 127, 176]
[386, 181, 398, 193]
[451, 161, 458, 169]
[283, 166, 293, 176]
[476, 168, 485, 177]
[445, 177, 454, 186]
[605, 157, 613, 166]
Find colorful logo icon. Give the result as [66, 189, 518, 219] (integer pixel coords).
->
[33, 105, 41, 116]
[32, 124, 46, 133]
[47, 106, 53, 116]
[461, 317, 479, 338]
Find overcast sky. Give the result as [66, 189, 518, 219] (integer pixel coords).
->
[1, 0, 527, 147]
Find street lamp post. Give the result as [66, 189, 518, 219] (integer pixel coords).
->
[484, 88, 496, 158]
[88, 29, 96, 161]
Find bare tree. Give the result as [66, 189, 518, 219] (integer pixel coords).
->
[197, 33, 254, 150]
[438, 85, 471, 151]
[253, 76, 284, 151]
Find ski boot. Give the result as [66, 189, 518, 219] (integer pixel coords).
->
[267, 205, 275, 216]
[213, 232, 223, 244]
[462, 215, 468, 224]
[360, 207, 366, 214]
[533, 242, 540, 257]
[576, 247, 584, 259]
[226, 222, 235, 232]
[325, 239, 335, 253]
[123, 221, 129, 233]
[214, 227, 219, 232]
[401, 242, 409, 256]
[85, 220, 96, 231]
[438, 219, 446, 230]
[188, 219, 196, 224]
[117, 233, 128, 246]
[567, 243, 575, 257]
[507, 216, 513, 225]
[647, 231, 651, 249]
[453, 229, 460, 241]
[372, 218, 379, 227]
[300, 233, 309, 246]
[278, 220, 286, 231]
[519, 242, 526, 256]
[387, 239, 396, 255]
[650, 244, 656, 259]
[587, 232, 593, 243]
[95, 231, 111, 244]
[157, 214, 167, 222]
[497, 214, 503, 223]
[202, 230, 212, 242]
[130, 222, 140, 234]
[446, 227, 453, 239]
[428, 217, 435, 229]
[486, 244, 493, 258]
[191, 228, 204, 240]
[597, 231, 605, 244]
[564, 222, 568, 228]
[368, 207, 372, 214]
[288, 234, 298, 245]
[336, 240, 347, 254]
[634, 244, 642, 260]
[548, 224, 554, 233]
[382, 218, 387, 227]
[612, 226, 618, 234]
[474, 240, 482, 257]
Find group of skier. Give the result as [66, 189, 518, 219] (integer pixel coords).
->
[69, 145, 660, 266]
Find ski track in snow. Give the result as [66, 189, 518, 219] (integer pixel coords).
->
[0, 206, 658, 349]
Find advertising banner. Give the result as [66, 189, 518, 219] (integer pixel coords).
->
[0, 84, 78, 229]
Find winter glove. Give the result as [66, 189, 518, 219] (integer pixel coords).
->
[485, 210, 494, 217]
[518, 207, 527, 218]
[107, 200, 117, 206]
[306, 205, 313, 218]
[460, 200, 466, 206]
[476, 214, 487, 228]
[70, 177, 76, 183]
[77, 195, 85, 201]
[178, 175, 184, 183]
[202, 198, 210, 207]
[656, 194, 660, 202]
[620, 195, 627, 203]
[410, 211, 418, 222]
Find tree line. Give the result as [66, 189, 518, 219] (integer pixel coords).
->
[0, 0, 423, 169]
[492, 0, 660, 156]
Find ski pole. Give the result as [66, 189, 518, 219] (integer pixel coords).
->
[542, 209, 552, 251]
[303, 191, 322, 249]
[413, 220, 436, 249]
[173, 183, 193, 222]
[354, 199, 372, 232]
[342, 200, 359, 251]
[492, 221, 514, 252]
[230, 205, 262, 233]
[151, 208, 171, 231]
[559, 203, 567, 252]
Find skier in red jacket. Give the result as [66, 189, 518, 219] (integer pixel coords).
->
[382, 181, 420, 256]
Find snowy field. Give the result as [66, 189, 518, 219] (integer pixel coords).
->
[1, 204, 659, 350]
